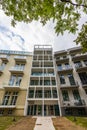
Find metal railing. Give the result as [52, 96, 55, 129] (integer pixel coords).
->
[14, 56, 26, 59]
[62, 99, 86, 106]
[10, 66, 24, 71]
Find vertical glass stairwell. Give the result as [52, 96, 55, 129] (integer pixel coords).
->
[27, 45, 60, 116]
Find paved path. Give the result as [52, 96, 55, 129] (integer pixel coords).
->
[34, 117, 55, 130]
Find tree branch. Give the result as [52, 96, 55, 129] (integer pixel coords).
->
[61, 0, 87, 8]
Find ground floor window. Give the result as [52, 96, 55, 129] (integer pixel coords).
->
[0, 110, 4, 115]
[8, 109, 13, 115]
[64, 108, 86, 116]
[27, 104, 60, 116]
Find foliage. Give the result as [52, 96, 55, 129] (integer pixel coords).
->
[75, 23, 87, 52]
[0, 0, 87, 52]
[0, 116, 22, 130]
[67, 116, 87, 128]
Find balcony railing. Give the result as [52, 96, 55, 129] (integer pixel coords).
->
[75, 64, 82, 68]
[3, 83, 20, 90]
[81, 82, 87, 88]
[14, 56, 26, 62]
[60, 82, 79, 89]
[72, 53, 87, 61]
[62, 99, 86, 107]
[0, 55, 9, 60]
[56, 57, 69, 63]
[9, 66, 24, 74]
[31, 73, 55, 76]
[58, 66, 73, 74]
[75, 64, 87, 71]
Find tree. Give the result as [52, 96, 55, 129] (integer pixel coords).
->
[0, 0, 87, 52]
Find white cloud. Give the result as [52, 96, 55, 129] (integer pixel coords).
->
[0, 9, 86, 52]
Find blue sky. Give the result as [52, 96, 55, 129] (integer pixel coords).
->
[0, 10, 86, 52]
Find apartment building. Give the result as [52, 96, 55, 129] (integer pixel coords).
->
[0, 45, 87, 116]
[54, 47, 87, 116]
[25, 45, 60, 116]
[0, 50, 32, 116]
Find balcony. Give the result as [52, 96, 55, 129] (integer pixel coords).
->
[56, 57, 69, 64]
[3, 83, 20, 90]
[60, 82, 79, 89]
[62, 99, 86, 107]
[75, 65, 87, 72]
[58, 67, 73, 74]
[9, 66, 24, 74]
[81, 83, 87, 88]
[0, 66, 4, 74]
[0, 55, 9, 62]
[31, 73, 55, 77]
[14, 56, 26, 62]
[72, 53, 87, 61]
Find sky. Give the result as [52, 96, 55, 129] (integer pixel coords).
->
[0, 9, 86, 52]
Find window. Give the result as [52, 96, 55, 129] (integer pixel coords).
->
[15, 63, 25, 70]
[65, 63, 70, 69]
[79, 72, 87, 85]
[1, 62, 7, 67]
[2, 91, 11, 105]
[2, 91, 18, 106]
[16, 76, 22, 86]
[0, 110, 4, 115]
[29, 89, 34, 98]
[44, 90, 51, 98]
[84, 60, 87, 66]
[44, 80, 50, 85]
[72, 90, 81, 100]
[56, 56, 60, 60]
[9, 75, 22, 86]
[68, 74, 75, 85]
[52, 89, 57, 98]
[40, 80, 43, 85]
[35, 90, 42, 98]
[8, 109, 13, 115]
[1, 62, 7, 70]
[52, 80, 56, 85]
[30, 80, 39, 85]
[85, 89, 87, 94]
[63, 56, 67, 59]
[58, 64, 62, 70]
[62, 90, 69, 101]
[10, 92, 18, 105]
[60, 75, 66, 84]
[74, 61, 82, 68]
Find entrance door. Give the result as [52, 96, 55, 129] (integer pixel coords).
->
[54, 105, 60, 116]
[37, 105, 42, 116]
[50, 105, 54, 115]
[27, 105, 33, 115]
[44, 105, 46, 116]
[47, 105, 54, 116]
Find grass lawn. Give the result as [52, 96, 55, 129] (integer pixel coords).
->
[66, 116, 87, 128]
[0, 116, 23, 130]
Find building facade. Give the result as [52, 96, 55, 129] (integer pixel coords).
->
[54, 47, 87, 116]
[0, 50, 32, 116]
[0, 45, 87, 116]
